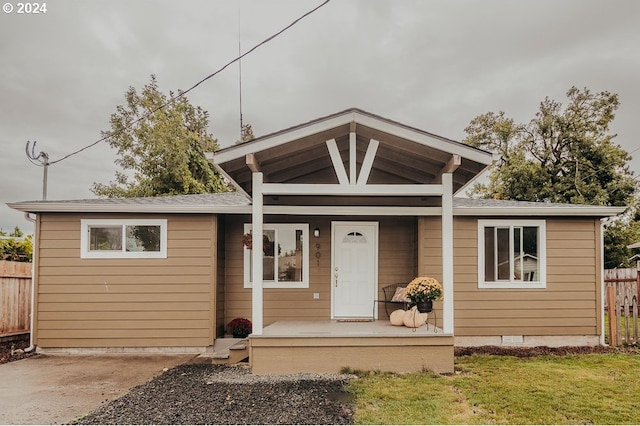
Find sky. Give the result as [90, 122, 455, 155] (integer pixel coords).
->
[1, 0, 639, 233]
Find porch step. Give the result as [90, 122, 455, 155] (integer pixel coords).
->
[191, 338, 249, 365]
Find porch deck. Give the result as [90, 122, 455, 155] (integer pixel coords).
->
[249, 320, 454, 375]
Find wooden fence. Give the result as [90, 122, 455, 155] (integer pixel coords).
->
[604, 267, 640, 346]
[0, 260, 32, 337]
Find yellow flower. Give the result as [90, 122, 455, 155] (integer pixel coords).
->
[405, 276, 443, 303]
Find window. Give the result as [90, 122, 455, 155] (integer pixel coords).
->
[81, 219, 167, 259]
[243, 224, 309, 288]
[477, 220, 546, 288]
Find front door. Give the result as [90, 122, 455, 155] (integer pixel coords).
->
[331, 222, 378, 318]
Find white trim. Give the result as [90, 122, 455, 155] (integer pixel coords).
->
[261, 183, 444, 196]
[352, 111, 493, 164]
[326, 138, 349, 185]
[213, 114, 354, 164]
[357, 139, 379, 186]
[477, 219, 547, 289]
[264, 205, 442, 216]
[349, 132, 357, 184]
[8, 201, 625, 217]
[330, 221, 379, 319]
[252, 173, 264, 334]
[243, 223, 310, 289]
[442, 173, 454, 334]
[454, 205, 625, 216]
[212, 110, 493, 166]
[212, 163, 251, 199]
[80, 219, 167, 259]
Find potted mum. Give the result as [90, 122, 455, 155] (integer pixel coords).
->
[404, 276, 443, 313]
[226, 317, 252, 338]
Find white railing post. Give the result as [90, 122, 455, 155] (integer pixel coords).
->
[251, 172, 264, 335]
[442, 173, 454, 334]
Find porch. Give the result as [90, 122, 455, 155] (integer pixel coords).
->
[249, 320, 454, 375]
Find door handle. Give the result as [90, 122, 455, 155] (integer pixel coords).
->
[334, 267, 339, 287]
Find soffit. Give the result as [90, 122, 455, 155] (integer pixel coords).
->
[213, 109, 493, 197]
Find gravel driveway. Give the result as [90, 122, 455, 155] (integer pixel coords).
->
[72, 364, 355, 425]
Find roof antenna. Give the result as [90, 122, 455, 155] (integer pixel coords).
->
[25, 141, 49, 200]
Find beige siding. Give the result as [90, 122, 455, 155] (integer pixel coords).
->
[224, 216, 417, 325]
[35, 213, 217, 348]
[418, 217, 600, 337]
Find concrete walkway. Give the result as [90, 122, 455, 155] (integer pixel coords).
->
[0, 354, 195, 425]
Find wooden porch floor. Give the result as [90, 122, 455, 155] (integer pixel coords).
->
[260, 319, 443, 337]
[249, 320, 454, 375]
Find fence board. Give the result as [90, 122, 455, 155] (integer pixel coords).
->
[604, 266, 640, 345]
[0, 261, 32, 336]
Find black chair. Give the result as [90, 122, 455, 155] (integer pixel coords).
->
[381, 283, 410, 317]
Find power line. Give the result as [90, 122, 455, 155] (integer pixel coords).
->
[46, 0, 330, 166]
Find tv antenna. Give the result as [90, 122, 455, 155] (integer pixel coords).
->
[25, 141, 49, 200]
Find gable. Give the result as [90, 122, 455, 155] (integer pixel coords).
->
[212, 108, 494, 199]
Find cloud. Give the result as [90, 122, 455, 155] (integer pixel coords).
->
[1, 0, 639, 232]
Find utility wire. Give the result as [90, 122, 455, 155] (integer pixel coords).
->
[46, 0, 330, 166]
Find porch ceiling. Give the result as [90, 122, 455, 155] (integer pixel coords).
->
[212, 108, 494, 199]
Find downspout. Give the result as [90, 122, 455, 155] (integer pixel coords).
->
[23, 212, 36, 353]
[599, 218, 606, 346]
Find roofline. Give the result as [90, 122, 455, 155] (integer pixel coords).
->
[454, 205, 626, 217]
[213, 108, 494, 165]
[6, 202, 251, 214]
[8, 201, 625, 217]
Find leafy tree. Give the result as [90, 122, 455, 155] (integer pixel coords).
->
[0, 227, 33, 262]
[464, 86, 638, 267]
[92, 75, 227, 197]
[234, 123, 255, 145]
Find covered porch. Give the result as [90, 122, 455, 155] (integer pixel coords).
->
[212, 109, 494, 374]
[249, 320, 454, 374]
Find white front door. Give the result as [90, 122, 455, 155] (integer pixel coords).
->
[331, 222, 378, 318]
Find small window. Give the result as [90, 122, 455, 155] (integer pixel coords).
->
[81, 219, 167, 259]
[244, 224, 309, 288]
[478, 220, 546, 289]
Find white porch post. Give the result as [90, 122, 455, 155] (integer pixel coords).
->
[251, 172, 264, 335]
[442, 173, 454, 334]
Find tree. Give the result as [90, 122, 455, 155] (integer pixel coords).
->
[464, 86, 638, 267]
[234, 123, 255, 145]
[92, 75, 227, 198]
[0, 226, 33, 262]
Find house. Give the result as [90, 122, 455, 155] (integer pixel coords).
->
[7, 108, 624, 374]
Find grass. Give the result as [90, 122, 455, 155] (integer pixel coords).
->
[346, 353, 640, 424]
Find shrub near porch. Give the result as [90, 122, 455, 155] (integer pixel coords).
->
[347, 352, 640, 424]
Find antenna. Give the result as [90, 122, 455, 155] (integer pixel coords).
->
[25, 141, 49, 200]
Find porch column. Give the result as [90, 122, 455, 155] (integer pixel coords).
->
[442, 173, 454, 334]
[251, 172, 264, 335]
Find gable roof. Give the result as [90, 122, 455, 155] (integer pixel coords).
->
[7, 193, 625, 217]
[211, 108, 495, 197]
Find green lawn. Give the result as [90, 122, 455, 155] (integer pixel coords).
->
[347, 353, 640, 424]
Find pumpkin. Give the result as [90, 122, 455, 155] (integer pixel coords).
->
[403, 306, 428, 328]
[389, 309, 406, 326]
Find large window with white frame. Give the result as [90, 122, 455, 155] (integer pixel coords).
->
[477, 219, 546, 289]
[243, 223, 309, 288]
[81, 219, 167, 259]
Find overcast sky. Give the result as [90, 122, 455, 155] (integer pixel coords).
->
[1, 0, 639, 233]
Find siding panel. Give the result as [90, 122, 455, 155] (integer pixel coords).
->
[441, 217, 600, 338]
[35, 213, 216, 348]
[224, 215, 417, 324]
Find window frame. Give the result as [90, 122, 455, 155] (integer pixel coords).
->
[243, 223, 309, 289]
[80, 219, 168, 259]
[477, 219, 546, 289]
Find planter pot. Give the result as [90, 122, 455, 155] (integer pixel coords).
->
[416, 301, 433, 313]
